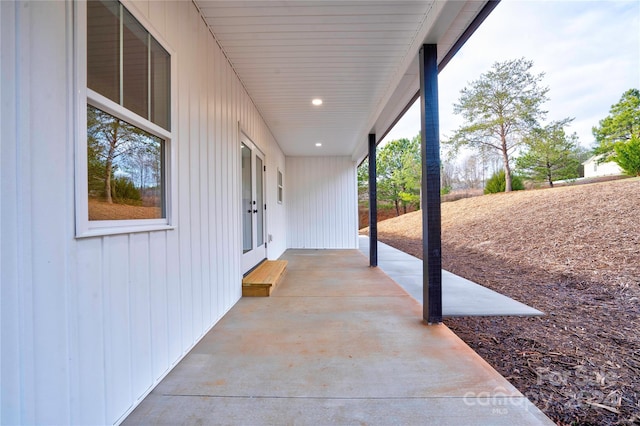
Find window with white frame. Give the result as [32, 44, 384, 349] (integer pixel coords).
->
[81, 0, 172, 233]
[277, 168, 283, 204]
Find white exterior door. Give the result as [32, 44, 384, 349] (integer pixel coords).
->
[241, 136, 266, 273]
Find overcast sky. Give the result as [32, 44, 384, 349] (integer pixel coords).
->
[383, 0, 640, 149]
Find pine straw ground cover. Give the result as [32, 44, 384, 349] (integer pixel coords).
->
[362, 177, 640, 425]
[88, 198, 162, 220]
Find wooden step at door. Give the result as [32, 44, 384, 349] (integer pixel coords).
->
[242, 260, 288, 297]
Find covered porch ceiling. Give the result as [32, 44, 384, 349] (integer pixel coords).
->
[194, 1, 496, 160]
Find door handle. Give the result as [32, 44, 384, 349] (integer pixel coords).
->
[253, 209, 258, 213]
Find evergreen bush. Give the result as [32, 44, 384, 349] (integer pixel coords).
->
[111, 176, 142, 205]
[484, 170, 525, 194]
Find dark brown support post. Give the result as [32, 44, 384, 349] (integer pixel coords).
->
[368, 133, 378, 267]
[419, 44, 442, 324]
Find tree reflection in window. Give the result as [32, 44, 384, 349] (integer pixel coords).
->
[87, 105, 165, 220]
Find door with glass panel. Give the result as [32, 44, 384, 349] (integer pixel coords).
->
[241, 136, 266, 273]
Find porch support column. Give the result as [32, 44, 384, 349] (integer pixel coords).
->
[368, 133, 378, 267]
[419, 44, 442, 324]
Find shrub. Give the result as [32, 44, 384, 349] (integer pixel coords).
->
[440, 185, 452, 195]
[613, 136, 640, 176]
[484, 170, 525, 194]
[111, 176, 142, 205]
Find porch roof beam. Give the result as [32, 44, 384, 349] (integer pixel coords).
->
[358, 0, 501, 159]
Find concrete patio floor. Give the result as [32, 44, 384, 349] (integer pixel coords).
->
[359, 236, 543, 317]
[124, 249, 552, 425]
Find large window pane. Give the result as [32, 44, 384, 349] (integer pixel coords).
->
[87, 105, 164, 220]
[122, 7, 148, 119]
[85, 0, 171, 229]
[150, 38, 170, 130]
[87, 0, 119, 103]
[87, 0, 170, 128]
[241, 143, 253, 253]
[256, 156, 264, 247]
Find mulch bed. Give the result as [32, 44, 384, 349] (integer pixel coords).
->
[363, 178, 640, 425]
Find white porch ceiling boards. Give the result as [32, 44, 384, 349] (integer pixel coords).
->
[195, 1, 491, 158]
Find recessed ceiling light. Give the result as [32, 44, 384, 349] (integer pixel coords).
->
[315, 143, 322, 147]
[312, 98, 323, 106]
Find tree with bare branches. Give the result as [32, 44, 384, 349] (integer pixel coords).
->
[445, 58, 549, 191]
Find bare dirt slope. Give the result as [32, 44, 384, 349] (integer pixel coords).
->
[363, 178, 640, 425]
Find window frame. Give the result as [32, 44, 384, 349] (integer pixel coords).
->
[277, 168, 284, 204]
[75, 0, 177, 238]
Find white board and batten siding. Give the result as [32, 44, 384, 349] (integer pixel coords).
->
[286, 157, 359, 249]
[1, 0, 286, 424]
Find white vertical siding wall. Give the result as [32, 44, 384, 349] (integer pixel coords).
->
[0, 1, 286, 424]
[286, 157, 359, 249]
[267, 149, 287, 258]
[1, 2, 74, 424]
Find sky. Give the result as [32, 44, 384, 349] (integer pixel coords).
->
[382, 0, 640, 150]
